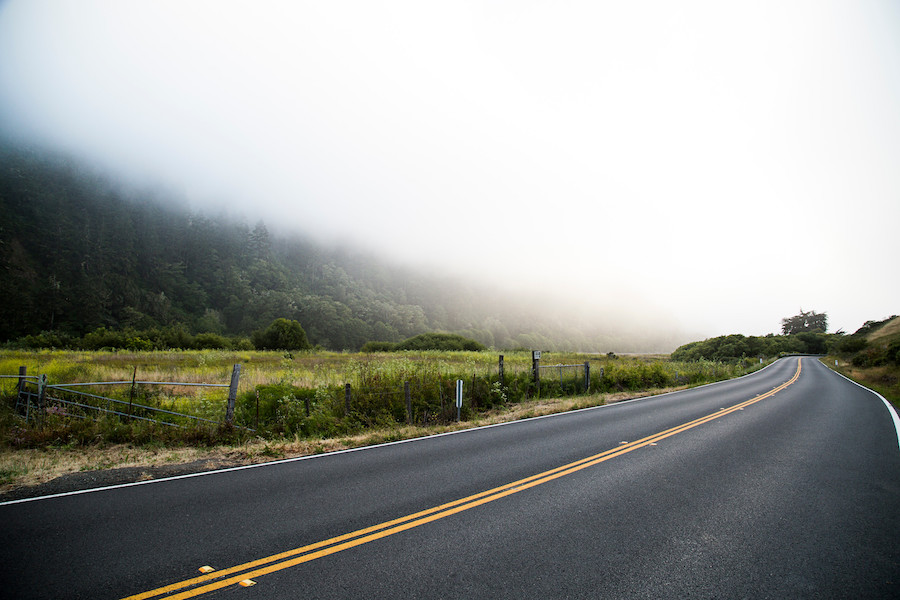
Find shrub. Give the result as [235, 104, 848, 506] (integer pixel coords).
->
[252, 318, 312, 351]
[888, 340, 900, 366]
[361, 341, 398, 352]
[9, 331, 76, 349]
[194, 333, 230, 349]
[394, 333, 486, 352]
[836, 336, 868, 354]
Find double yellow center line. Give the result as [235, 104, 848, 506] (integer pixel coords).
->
[124, 359, 802, 600]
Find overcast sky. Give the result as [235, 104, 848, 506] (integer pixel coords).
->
[1, 0, 897, 339]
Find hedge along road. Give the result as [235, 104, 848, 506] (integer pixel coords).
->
[1, 357, 898, 599]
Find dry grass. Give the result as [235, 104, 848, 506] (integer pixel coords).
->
[867, 316, 900, 344]
[824, 357, 899, 409]
[0, 445, 214, 489]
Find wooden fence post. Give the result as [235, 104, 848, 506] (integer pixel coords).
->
[532, 351, 541, 394]
[17, 366, 26, 399]
[345, 383, 351, 415]
[225, 364, 241, 425]
[129, 366, 137, 415]
[38, 374, 48, 427]
[498, 355, 504, 386]
[404, 381, 412, 424]
[584, 361, 590, 393]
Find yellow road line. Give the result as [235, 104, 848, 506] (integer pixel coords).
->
[123, 359, 801, 600]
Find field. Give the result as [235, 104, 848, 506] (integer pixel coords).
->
[0, 349, 762, 493]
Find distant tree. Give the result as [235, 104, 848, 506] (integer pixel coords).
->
[781, 310, 827, 335]
[248, 221, 271, 261]
[252, 318, 311, 351]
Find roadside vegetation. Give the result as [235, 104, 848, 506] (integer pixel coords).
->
[0, 349, 765, 491]
[822, 316, 900, 409]
[672, 311, 900, 409]
[671, 311, 835, 361]
[670, 312, 900, 409]
[4, 311, 896, 493]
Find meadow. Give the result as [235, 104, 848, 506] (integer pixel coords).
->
[0, 348, 761, 440]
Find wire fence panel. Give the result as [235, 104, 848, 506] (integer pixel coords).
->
[538, 363, 589, 396]
[9, 368, 241, 430]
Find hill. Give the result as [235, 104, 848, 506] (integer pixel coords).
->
[866, 316, 900, 344]
[0, 144, 674, 352]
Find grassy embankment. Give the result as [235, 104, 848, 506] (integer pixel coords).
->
[824, 316, 900, 410]
[0, 349, 763, 491]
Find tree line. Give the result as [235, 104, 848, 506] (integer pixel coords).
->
[672, 312, 900, 366]
[0, 144, 672, 352]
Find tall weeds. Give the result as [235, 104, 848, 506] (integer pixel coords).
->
[1, 350, 761, 446]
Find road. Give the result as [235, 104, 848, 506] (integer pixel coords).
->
[1, 357, 898, 599]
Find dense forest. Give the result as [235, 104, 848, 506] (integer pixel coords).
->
[0, 144, 672, 352]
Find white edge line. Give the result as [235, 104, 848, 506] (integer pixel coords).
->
[0, 357, 790, 507]
[821, 359, 900, 451]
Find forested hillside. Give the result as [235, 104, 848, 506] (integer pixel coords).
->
[1, 144, 676, 351]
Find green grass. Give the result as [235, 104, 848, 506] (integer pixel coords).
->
[1, 349, 763, 448]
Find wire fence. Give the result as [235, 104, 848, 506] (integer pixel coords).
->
[5, 366, 243, 430]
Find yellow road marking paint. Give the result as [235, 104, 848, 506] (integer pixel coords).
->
[122, 359, 801, 600]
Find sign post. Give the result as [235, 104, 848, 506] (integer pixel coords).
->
[455, 379, 463, 422]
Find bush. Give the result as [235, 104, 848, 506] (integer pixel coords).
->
[836, 336, 868, 354]
[9, 330, 76, 349]
[252, 318, 312, 351]
[394, 333, 486, 352]
[235, 383, 344, 436]
[194, 333, 231, 349]
[361, 341, 398, 352]
[888, 341, 900, 366]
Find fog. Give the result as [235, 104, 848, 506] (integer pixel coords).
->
[1, 1, 898, 339]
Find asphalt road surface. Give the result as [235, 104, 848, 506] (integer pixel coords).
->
[2, 357, 898, 599]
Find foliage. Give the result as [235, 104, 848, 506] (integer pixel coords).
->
[828, 316, 900, 368]
[823, 319, 900, 410]
[360, 341, 398, 352]
[0, 144, 680, 353]
[393, 333, 486, 352]
[8, 326, 253, 351]
[781, 310, 828, 335]
[852, 316, 899, 339]
[0, 349, 761, 446]
[826, 359, 900, 409]
[671, 332, 831, 362]
[251, 319, 311, 351]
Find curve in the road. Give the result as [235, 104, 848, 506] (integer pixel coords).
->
[122, 359, 805, 600]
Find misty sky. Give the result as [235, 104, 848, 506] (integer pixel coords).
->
[1, 1, 898, 339]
